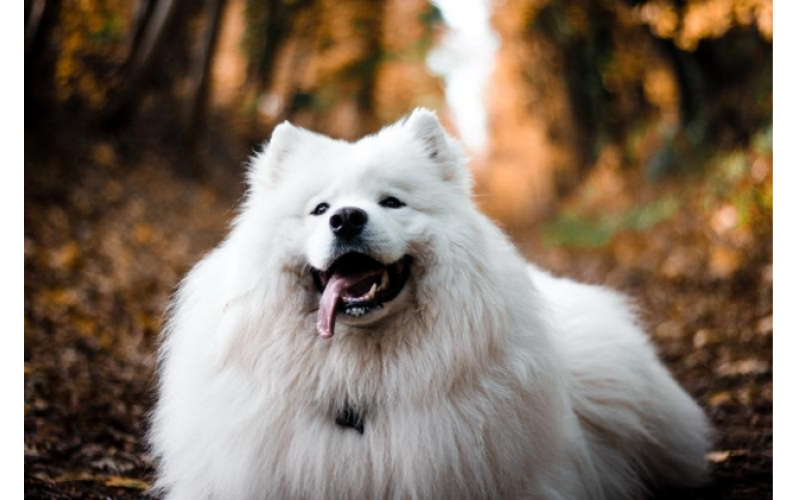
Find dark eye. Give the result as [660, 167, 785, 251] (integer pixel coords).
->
[311, 202, 329, 216]
[379, 196, 405, 209]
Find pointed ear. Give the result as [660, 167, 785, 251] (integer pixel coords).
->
[403, 108, 471, 191]
[247, 121, 304, 188]
[404, 108, 449, 162]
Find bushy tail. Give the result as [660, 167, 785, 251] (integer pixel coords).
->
[569, 358, 712, 498]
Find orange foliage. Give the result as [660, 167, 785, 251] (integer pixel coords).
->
[53, 0, 134, 108]
[634, 0, 773, 50]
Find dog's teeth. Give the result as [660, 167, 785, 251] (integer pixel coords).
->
[366, 283, 377, 300]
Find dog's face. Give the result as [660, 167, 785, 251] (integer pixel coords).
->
[243, 109, 472, 338]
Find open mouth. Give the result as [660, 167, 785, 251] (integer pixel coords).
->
[312, 253, 411, 338]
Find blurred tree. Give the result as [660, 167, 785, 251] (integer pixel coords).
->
[25, 0, 444, 145]
[25, 0, 62, 118]
[481, 0, 772, 223]
[25, 0, 201, 132]
[241, 0, 443, 140]
[25, 0, 769, 203]
[102, 0, 187, 127]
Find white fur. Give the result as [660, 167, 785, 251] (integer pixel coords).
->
[150, 109, 711, 499]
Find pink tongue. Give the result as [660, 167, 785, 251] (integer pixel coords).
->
[317, 269, 383, 338]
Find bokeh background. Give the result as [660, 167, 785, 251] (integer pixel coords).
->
[25, 0, 773, 498]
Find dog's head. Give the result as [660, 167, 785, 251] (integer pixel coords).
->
[241, 109, 474, 338]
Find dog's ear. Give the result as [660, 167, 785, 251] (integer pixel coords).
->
[247, 121, 304, 189]
[404, 108, 450, 162]
[403, 108, 471, 192]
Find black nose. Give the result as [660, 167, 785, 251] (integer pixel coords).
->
[329, 207, 368, 240]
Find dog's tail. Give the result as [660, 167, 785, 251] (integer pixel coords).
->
[568, 356, 712, 497]
[531, 267, 712, 498]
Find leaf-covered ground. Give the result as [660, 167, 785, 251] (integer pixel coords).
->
[24, 133, 772, 499]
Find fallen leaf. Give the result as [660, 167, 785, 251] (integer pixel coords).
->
[708, 391, 735, 406]
[717, 359, 770, 377]
[706, 449, 748, 463]
[693, 329, 720, 348]
[54, 473, 102, 483]
[49, 242, 80, 270]
[756, 315, 773, 335]
[655, 321, 683, 340]
[53, 473, 150, 490]
[709, 245, 742, 279]
[105, 476, 151, 489]
[761, 264, 773, 284]
[91, 143, 116, 167]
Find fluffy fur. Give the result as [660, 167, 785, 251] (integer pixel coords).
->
[150, 109, 711, 499]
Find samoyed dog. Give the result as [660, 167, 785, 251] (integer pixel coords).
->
[150, 109, 711, 499]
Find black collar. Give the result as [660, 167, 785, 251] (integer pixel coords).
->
[335, 402, 364, 434]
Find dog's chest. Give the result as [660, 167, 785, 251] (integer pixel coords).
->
[253, 399, 534, 500]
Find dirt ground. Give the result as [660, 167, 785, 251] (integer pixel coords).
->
[24, 130, 772, 499]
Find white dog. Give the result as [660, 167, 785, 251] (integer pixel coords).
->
[150, 109, 711, 499]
